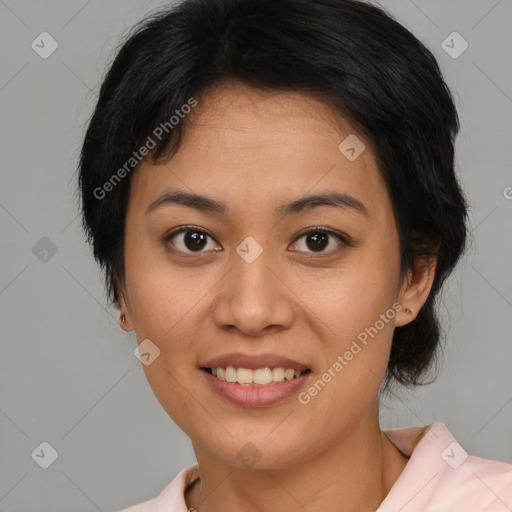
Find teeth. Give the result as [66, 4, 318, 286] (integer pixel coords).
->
[210, 366, 307, 385]
[254, 368, 273, 385]
[272, 367, 284, 382]
[237, 367, 253, 385]
[225, 366, 237, 383]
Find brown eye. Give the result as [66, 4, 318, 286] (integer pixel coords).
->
[163, 226, 220, 254]
[290, 228, 348, 255]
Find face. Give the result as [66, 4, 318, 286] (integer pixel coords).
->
[118, 81, 417, 469]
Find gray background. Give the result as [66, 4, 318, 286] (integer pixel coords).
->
[1, 0, 511, 511]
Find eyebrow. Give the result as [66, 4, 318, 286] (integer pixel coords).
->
[145, 188, 370, 219]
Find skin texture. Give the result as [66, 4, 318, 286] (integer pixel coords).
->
[118, 81, 436, 512]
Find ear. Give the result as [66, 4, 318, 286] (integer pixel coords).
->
[116, 280, 135, 332]
[395, 256, 437, 327]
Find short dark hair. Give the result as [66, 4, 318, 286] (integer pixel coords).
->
[78, 0, 469, 390]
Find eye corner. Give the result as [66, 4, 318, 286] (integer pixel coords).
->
[290, 226, 351, 256]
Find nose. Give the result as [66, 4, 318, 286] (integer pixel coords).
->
[211, 239, 295, 337]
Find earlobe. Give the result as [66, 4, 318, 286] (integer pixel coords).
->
[119, 309, 134, 332]
[395, 257, 436, 327]
[117, 287, 135, 332]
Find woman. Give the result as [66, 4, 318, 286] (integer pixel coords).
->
[78, 0, 512, 510]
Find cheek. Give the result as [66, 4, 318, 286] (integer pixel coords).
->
[309, 252, 400, 335]
[298, 234, 400, 387]
[125, 257, 204, 427]
[123, 233, 193, 337]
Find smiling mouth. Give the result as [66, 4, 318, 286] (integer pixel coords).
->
[201, 366, 311, 386]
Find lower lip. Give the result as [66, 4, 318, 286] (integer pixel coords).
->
[200, 369, 311, 407]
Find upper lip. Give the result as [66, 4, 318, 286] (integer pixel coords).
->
[201, 352, 310, 371]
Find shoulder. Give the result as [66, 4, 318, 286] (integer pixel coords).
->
[434, 450, 512, 508]
[118, 464, 200, 512]
[380, 422, 512, 511]
[427, 452, 512, 511]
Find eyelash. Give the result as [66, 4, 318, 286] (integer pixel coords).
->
[161, 225, 349, 257]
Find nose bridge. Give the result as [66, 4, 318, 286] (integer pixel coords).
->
[232, 234, 274, 301]
[212, 234, 294, 334]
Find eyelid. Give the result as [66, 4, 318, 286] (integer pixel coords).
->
[163, 224, 213, 240]
[162, 224, 220, 254]
[292, 226, 350, 244]
[289, 226, 350, 255]
[162, 225, 350, 255]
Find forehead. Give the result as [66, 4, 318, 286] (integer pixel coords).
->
[128, 81, 391, 225]
[184, 81, 359, 151]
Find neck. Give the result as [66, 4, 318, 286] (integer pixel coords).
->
[187, 402, 409, 512]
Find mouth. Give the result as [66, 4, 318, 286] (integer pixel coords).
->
[201, 366, 311, 386]
[199, 352, 312, 406]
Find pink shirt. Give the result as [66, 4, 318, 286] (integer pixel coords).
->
[119, 422, 512, 511]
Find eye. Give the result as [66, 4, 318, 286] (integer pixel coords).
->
[162, 225, 349, 257]
[289, 227, 348, 255]
[162, 225, 220, 254]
